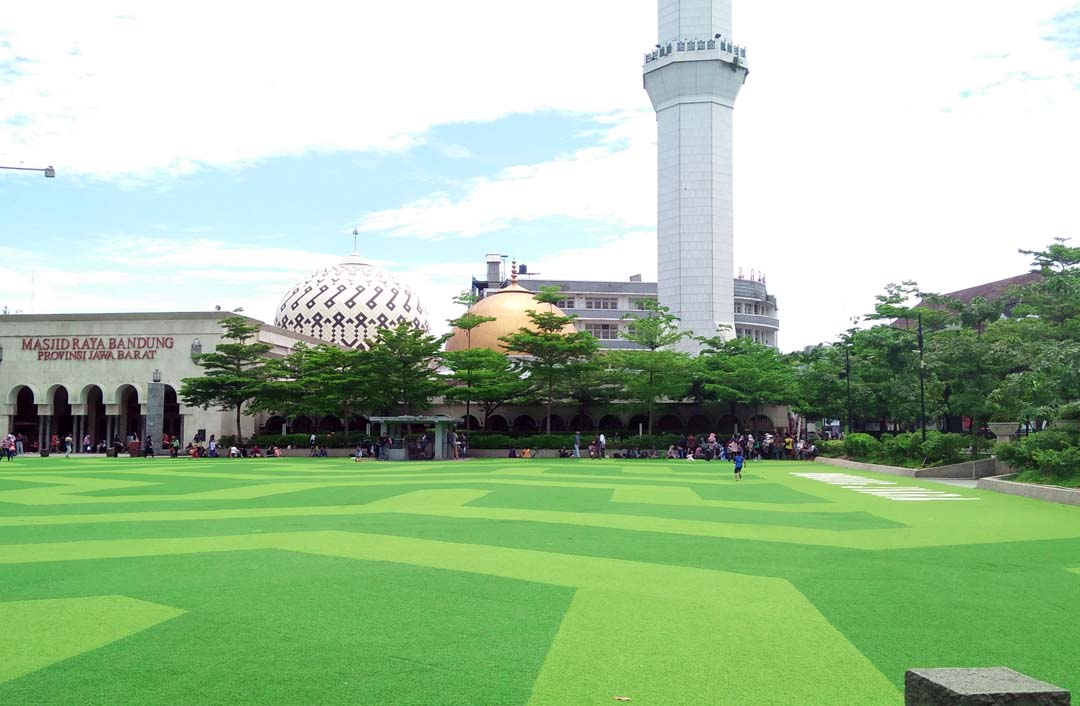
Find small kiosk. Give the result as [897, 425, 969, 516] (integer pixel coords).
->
[367, 415, 457, 461]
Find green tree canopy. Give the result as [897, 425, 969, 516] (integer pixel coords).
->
[696, 336, 796, 415]
[368, 323, 448, 415]
[180, 317, 273, 441]
[499, 286, 599, 433]
[442, 348, 530, 430]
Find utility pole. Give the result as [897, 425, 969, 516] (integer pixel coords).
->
[845, 345, 853, 436]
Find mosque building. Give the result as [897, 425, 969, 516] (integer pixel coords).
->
[0, 249, 430, 450]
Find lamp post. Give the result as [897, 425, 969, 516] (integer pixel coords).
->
[916, 313, 927, 443]
[0, 165, 55, 178]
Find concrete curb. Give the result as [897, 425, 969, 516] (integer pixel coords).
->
[813, 456, 1000, 479]
[976, 474, 1080, 507]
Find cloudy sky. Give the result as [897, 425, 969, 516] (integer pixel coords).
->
[1, 0, 1077, 350]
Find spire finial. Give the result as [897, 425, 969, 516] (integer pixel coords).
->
[352, 227, 359, 256]
[510, 260, 518, 284]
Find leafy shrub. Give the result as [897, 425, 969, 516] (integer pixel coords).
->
[817, 440, 845, 458]
[616, 434, 682, 451]
[843, 433, 882, 462]
[242, 432, 372, 449]
[879, 433, 923, 466]
[919, 431, 969, 466]
[997, 430, 1075, 473]
[520, 434, 576, 450]
[467, 433, 513, 449]
[1055, 402, 1080, 420]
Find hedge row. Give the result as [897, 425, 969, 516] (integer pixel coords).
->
[467, 433, 684, 450]
[836, 432, 983, 468]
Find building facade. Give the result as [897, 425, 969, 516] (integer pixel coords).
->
[643, 0, 749, 350]
[0, 312, 315, 449]
[470, 258, 779, 349]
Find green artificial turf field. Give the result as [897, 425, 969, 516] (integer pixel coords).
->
[1, 456, 1078, 705]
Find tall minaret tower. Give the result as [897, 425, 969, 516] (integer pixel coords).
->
[644, 0, 748, 350]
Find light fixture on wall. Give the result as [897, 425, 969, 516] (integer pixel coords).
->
[152, 369, 162, 383]
[191, 338, 202, 361]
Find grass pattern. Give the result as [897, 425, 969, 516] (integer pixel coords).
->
[0, 457, 1077, 705]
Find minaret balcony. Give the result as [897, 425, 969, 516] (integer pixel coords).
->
[643, 38, 747, 72]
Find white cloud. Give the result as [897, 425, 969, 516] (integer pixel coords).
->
[3, 0, 1079, 353]
[0, 0, 653, 178]
[357, 111, 656, 239]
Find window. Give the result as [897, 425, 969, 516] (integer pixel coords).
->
[555, 298, 576, 309]
[584, 323, 619, 340]
[585, 297, 618, 310]
[634, 299, 652, 311]
[735, 303, 743, 314]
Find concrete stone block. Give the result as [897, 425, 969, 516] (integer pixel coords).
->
[905, 668, 1070, 706]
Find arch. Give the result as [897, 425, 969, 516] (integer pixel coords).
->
[45, 383, 72, 406]
[290, 415, 314, 434]
[486, 414, 510, 432]
[459, 414, 481, 431]
[50, 386, 73, 445]
[597, 415, 624, 432]
[84, 385, 107, 447]
[163, 385, 182, 441]
[627, 414, 650, 435]
[716, 414, 741, 434]
[75, 383, 105, 405]
[112, 383, 141, 405]
[747, 414, 775, 433]
[656, 414, 683, 434]
[12, 386, 38, 441]
[318, 415, 343, 433]
[263, 415, 286, 434]
[512, 415, 538, 434]
[686, 414, 712, 434]
[547, 414, 567, 432]
[116, 384, 143, 441]
[570, 414, 594, 432]
[5, 383, 39, 406]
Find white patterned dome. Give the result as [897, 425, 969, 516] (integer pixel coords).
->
[274, 255, 429, 349]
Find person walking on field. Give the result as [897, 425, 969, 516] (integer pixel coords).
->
[598, 433, 607, 459]
[573, 431, 581, 459]
[733, 450, 744, 480]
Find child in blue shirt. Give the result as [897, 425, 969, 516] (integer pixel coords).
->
[734, 452, 744, 480]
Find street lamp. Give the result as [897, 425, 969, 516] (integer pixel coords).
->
[0, 165, 55, 178]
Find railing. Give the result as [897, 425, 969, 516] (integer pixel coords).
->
[644, 38, 746, 65]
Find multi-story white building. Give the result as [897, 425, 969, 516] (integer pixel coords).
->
[469, 256, 779, 349]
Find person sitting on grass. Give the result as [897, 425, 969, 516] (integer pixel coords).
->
[666, 445, 678, 459]
[508, 446, 518, 458]
[521, 447, 532, 459]
[250, 445, 263, 458]
[558, 447, 571, 458]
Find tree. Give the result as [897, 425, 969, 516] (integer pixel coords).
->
[788, 344, 848, 424]
[446, 291, 497, 430]
[564, 358, 624, 430]
[612, 300, 695, 434]
[621, 299, 692, 349]
[499, 286, 599, 433]
[368, 323, 448, 415]
[301, 345, 377, 437]
[249, 343, 320, 434]
[180, 317, 273, 441]
[696, 336, 795, 419]
[442, 348, 530, 430]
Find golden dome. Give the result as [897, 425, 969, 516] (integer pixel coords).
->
[445, 280, 577, 353]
